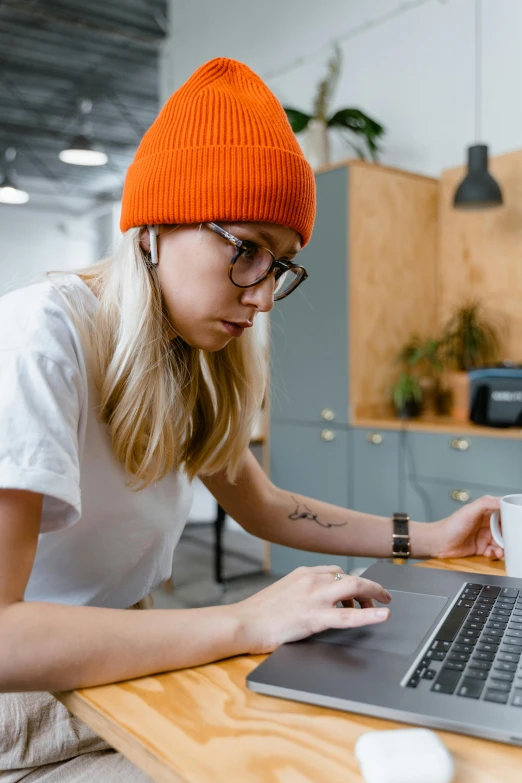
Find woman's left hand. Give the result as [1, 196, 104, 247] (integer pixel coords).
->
[429, 495, 504, 560]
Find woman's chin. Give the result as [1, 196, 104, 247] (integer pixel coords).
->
[181, 333, 232, 352]
[206, 336, 233, 352]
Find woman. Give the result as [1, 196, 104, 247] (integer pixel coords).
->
[0, 58, 502, 780]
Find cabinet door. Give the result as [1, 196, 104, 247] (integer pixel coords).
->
[269, 166, 349, 425]
[350, 428, 401, 572]
[269, 421, 352, 576]
[404, 430, 522, 524]
[406, 431, 522, 488]
[406, 476, 522, 524]
[351, 428, 401, 516]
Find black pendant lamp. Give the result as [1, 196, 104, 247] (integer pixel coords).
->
[453, 0, 502, 209]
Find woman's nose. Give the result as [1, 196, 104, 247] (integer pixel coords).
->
[240, 276, 275, 312]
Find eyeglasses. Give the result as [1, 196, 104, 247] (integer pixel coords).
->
[204, 222, 308, 301]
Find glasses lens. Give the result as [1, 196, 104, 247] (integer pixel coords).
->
[231, 243, 273, 287]
[229, 241, 304, 299]
[273, 268, 301, 299]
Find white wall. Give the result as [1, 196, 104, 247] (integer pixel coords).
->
[94, 201, 123, 260]
[163, 0, 522, 177]
[0, 204, 97, 295]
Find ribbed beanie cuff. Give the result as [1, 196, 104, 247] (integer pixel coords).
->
[120, 58, 316, 245]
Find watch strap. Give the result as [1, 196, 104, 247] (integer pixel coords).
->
[392, 512, 411, 558]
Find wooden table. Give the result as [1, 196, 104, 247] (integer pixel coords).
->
[56, 556, 522, 782]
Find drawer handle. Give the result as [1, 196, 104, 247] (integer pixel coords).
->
[451, 438, 470, 451]
[321, 429, 336, 442]
[367, 432, 384, 445]
[450, 489, 471, 503]
[321, 408, 336, 421]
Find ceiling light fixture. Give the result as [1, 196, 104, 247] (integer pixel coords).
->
[0, 148, 29, 204]
[453, 0, 502, 209]
[59, 98, 108, 167]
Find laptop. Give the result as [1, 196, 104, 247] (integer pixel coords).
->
[247, 561, 522, 746]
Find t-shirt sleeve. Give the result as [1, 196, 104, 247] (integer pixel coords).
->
[0, 348, 83, 533]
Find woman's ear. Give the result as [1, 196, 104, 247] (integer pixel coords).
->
[139, 227, 151, 253]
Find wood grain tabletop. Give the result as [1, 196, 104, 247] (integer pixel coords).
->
[55, 556, 522, 783]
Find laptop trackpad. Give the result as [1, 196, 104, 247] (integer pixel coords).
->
[310, 590, 448, 656]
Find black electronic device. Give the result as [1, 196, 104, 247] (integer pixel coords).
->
[469, 365, 522, 427]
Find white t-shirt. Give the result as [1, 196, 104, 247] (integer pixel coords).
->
[0, 274, 193, 608]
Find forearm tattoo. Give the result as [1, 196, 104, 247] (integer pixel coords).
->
[288, 496, 347, 529]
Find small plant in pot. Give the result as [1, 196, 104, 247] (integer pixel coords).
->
[398, 335, 443, 414]
[391, 372, 423, 419]
[397, 334, 452, 415]
[442, 298, 502, 371]
[440, 298, 503, 421]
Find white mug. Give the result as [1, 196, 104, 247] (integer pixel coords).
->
[490, 494, 522, 578]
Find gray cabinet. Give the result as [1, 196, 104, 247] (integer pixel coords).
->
[406, 431, 522, 489]
[406, 478, 507, 524]
[270, 166, 349, 426]
[269, 166, 352, 577]
[269, 421, 352, 576]
[349, 428, 402, 572]
[351, 428, 401, 516]
[270, 421, 350, 506]
[404, 431, 522, 523]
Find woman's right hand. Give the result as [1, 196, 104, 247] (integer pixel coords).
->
[232, 565, 392, 655]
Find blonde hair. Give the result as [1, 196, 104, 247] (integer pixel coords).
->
[47, 227, 266, 490]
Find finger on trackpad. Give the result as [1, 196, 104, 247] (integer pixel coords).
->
[311, 591, 448, 655]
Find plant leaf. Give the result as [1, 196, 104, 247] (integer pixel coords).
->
[337, 129, 367, 160]
[283, 108, 313, 134]
[441, 298, 503, 370]
[391, 371, 422, 408]
[328, 108, 385, 162]
[327, 108, 385, 138]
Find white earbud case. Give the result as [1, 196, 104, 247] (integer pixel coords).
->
[354, 728, 454, 783]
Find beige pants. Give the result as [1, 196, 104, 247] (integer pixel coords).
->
[0, 597, 155, 782]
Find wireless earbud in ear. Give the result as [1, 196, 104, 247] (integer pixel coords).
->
[147, 225, 159, 265]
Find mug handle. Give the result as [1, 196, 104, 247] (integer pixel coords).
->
[490, 510, 504, 548]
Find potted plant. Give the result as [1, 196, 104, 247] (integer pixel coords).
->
[440, 298, 503, 421]
[391, 372, 423, 419]
[397, 334, 450, 414]
[283, 45, 385, 169]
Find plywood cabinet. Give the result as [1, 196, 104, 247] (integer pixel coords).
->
[438, 148, 522, 364]
[348, 163, 438, 418]
[269, 161, 438, 575]
[267, 153, 522, 577]
[270, 160, 438, 427]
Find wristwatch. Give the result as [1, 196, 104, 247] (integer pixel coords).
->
[392, 512, 411, 559]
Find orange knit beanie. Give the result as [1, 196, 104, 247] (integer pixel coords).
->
[120, 58, 316, 246]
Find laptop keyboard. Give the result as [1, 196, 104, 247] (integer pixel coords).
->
[406, 583, 522, 706]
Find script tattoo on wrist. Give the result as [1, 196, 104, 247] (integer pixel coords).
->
[288, 496, 348, 529]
